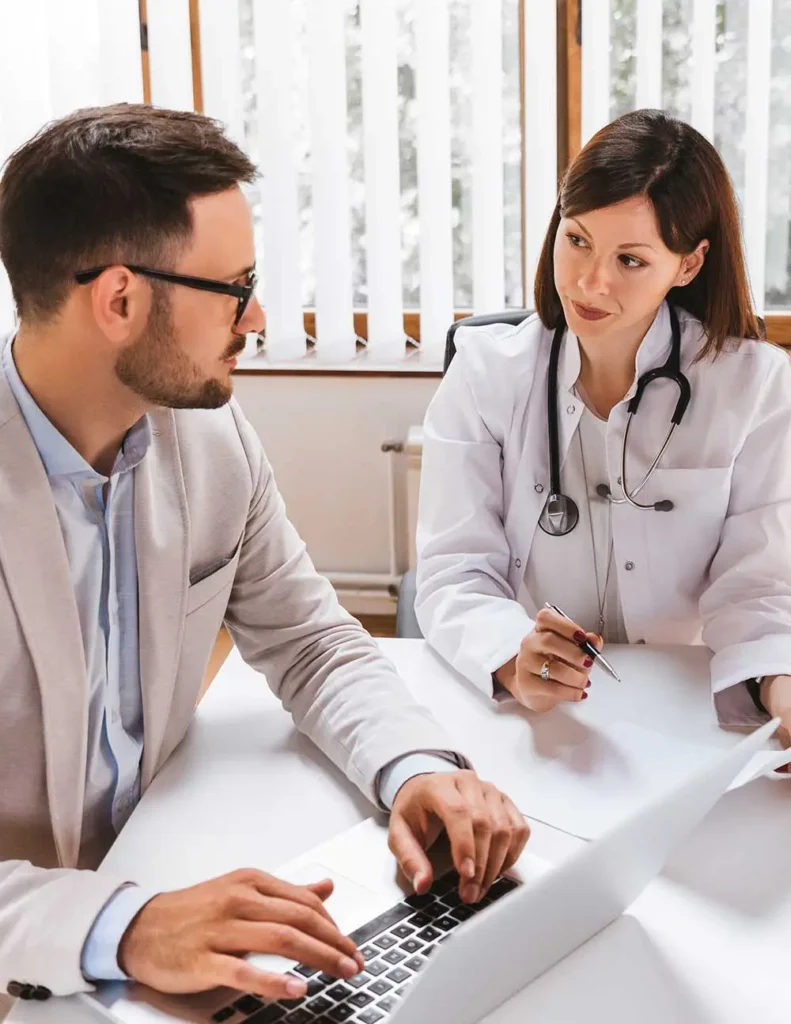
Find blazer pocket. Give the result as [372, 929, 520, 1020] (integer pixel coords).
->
[187, 539, 242, 615]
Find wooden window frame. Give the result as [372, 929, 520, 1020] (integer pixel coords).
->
[139, 0, 791, 352]
[557, 0, 791, 348]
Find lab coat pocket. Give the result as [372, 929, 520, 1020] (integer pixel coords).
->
[643, 466, 732, 596]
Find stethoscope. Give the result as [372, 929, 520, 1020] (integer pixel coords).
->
[538, 301, 691, 537]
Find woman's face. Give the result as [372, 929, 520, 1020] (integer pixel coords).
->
[553, 195, 707, 341]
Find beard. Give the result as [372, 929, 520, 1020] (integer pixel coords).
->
[115, 289, 244, 410]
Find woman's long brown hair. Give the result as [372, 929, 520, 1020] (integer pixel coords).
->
[534, 108, 761, 358]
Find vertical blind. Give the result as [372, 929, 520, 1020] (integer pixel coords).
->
[202, 0, 556, 360]
[582, 0, 775, 315]
[0, 0, 143, 335]
[0, 2, 785, 351]
[0, 0, 556, 362]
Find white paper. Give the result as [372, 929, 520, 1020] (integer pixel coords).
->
[728, 747, 791, 789]
[514, 721, 789, 840]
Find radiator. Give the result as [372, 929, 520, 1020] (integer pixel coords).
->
[325, 426, 424, 616]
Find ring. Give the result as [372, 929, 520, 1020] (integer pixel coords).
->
[540, 659, 552, 682]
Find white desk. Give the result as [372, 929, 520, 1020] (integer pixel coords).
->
[10, 640, 791, 1023]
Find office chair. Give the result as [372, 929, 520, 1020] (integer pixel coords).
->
[396, 309, 533, 639]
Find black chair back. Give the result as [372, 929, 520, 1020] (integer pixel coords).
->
[443, 309, 533, 374]
[442, 307, 767, 374]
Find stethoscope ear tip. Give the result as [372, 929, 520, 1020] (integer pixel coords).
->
[654, 499, 674, 512]
[596, 484, 611, 500]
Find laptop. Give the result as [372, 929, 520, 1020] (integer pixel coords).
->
[77, 717, 779, 1024]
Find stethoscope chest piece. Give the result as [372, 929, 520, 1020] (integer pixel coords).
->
[538, 492, 580, 536]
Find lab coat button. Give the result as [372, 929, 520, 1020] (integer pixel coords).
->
[514, 558, 522, 568]
[534, 483, 544, 494]
[625, 561, 635, 571]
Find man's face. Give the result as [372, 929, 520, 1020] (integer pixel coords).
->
[115, 187, 264, 410]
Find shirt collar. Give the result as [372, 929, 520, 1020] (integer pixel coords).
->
[2, 335, 151, 479]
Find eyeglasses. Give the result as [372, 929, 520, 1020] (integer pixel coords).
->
[74, 264, 257, 326]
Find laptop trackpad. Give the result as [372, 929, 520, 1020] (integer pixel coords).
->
[247, 860, 397, 974]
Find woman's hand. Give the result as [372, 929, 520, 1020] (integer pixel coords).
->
[760, 675, 791, 772]
[495, 607, 602, 712]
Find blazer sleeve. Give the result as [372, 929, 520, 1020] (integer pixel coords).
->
[223, 402, 470, 806]
[414, 331, 534, 696]
[0, 860, 132, 996]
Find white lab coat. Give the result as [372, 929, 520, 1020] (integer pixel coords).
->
[415, 303, 791, 718]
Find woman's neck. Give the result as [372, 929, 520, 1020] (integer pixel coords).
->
[575, 308, 658, 418]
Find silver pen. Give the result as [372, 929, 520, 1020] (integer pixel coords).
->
[544, 602, 623, 683]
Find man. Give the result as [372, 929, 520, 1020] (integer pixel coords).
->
[0, 104, 528, 1011]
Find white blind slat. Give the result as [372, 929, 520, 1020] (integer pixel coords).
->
[98, 0, 145, 105]
[0, 0, 54, 332]
[690, 0, 716, 140]
[635, 0, 663, 110]
[523, 0, 557, 299]
[0, 1, 53, 161]
[415, 0, 454, 356]
[146, 0, 194, 111]
[253, 0, 305, 359]
[306, 0, 356, 362]
[744, 0, 773, 312]
[45, 0, 102, 119]
[360, 0, 404, 358]
[198, 0, 246, 148]
[470, 0, 505, 314]
[581, 0, 611, 144]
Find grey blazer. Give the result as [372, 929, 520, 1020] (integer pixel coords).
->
[0, 359, 464, 998]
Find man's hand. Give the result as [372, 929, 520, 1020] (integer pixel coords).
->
[388, 771, 530, 904]
[761, 674, 791, 772]
[119, 869, 365, 1000]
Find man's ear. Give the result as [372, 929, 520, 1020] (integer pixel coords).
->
[87, 267, 151, 344]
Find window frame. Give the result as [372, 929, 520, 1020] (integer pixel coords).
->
[138, 0, 791, 355]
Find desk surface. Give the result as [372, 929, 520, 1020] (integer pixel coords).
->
[11, 640, 791, 1024]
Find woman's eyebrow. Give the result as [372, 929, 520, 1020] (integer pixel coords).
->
[569, 218, 657, 252]
[616, 241, 657, 251]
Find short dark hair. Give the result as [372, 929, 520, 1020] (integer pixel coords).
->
[0, 103, 257, 322]
[534, 109, 761, 359]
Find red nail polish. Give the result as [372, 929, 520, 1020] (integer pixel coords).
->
[574, 630, 587, 643]
[581, 692, 589, 700]
[584, 657, 593, 668]
[585, 679, 592, 688]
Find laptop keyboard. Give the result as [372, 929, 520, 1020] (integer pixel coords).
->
[210, 871, 518, 1024]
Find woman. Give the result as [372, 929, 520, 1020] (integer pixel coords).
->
[415, 109, 791, 749]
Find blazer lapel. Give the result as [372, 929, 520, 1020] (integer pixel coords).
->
[0, 376, 87, 868]
[135, 409, 190, 790]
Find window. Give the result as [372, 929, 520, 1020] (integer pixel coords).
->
[1, 0, 789, 354]
[571, 0, 791, 343]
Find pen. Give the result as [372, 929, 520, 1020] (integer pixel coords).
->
[543, 602, 623, 683]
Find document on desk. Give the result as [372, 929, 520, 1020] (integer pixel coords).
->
[515, 720, 789, 840]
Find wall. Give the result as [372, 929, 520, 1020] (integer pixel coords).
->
[232, 372, 438, 578]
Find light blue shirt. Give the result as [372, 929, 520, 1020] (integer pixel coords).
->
[4, 337, 457, 982]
